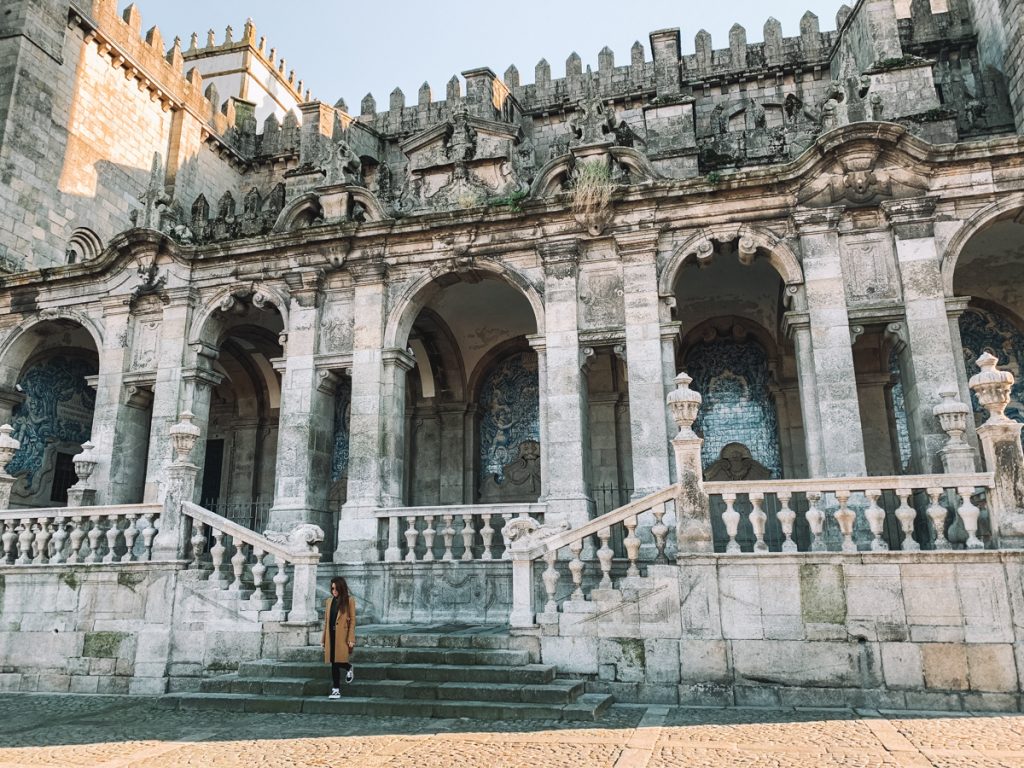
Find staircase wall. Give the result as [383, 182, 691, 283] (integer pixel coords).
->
[538, 552, 1024, 711]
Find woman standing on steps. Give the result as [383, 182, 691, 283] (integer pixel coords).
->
[322, 575, 356, 699]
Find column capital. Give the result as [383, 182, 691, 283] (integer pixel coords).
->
[659, 321, 681, 342]
[349, 252, 388, 285]
[181, 366, 224, 392]
[382, 347, 415, 372]
[791, 206, 844, 235]
[881, 197, 938, 239]
[614, 230, 661, 262]
[540, 239, 579, 278]
[945, 295, 971, 319]
[283, 268, 324, 308]
[163, 286, 199, 306]
[781, 310, 810, 339]
[526, 333, 547, 353]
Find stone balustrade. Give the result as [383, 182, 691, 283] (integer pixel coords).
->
[376, 503, 546, 562]
[179, 501, 323, 624]
[0, 504, 161, 565]
[704, 473, 994, 553]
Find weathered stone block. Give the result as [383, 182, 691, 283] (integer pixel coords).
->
[540, 636, 598, 675]
[966, 644, 1018, 692]
[83, 631, 128, 659]
[799, 563, 847, 624]
[921, 643, 969, 690]
[880, 642, 924, 689]
[598, 638, 647, 682]
[679, 639, 730, 683]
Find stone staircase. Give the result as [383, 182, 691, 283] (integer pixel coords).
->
[163, 624, 614, 721]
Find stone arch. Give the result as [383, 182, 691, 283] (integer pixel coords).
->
[530, 155, 573, 198]
[66, 227, 103, 264]
[188, 282, 290, 350]
[383, 260, 545, 351]
[272, 192, 323, 233]
[0, 310, 105, 392]
[940, 193, 1024, 296]
[659, 224, 804, 297]
[408, 308, 466, 403]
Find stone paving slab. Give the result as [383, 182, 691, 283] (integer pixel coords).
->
[1, 694, 1023, 768]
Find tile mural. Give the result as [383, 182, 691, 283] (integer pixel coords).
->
[478, 351, 540, 483]
[6, 356, 96, 489]
[331, 376, 352, 482]
[684, 339, 782, 478]
[959, 305, 1024, 426]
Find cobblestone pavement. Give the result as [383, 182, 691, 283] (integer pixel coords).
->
[1, 694, 1023, 768]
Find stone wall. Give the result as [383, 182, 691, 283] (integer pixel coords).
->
[540, 552, 1024, 711]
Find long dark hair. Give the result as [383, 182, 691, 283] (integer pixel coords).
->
[330, 576, 350, 615]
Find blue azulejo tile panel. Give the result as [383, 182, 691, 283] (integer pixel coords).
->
[889, 347, 912, 473]
[959, 305, 1024, 427]
[331, 377, 352, 482]
[478, 351, 540, 484]
[7, 356, 96, 491]
[685, 339, 782, 478]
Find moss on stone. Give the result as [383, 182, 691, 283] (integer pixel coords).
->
[615, 638, 646, 670]
[117, 572, 146, 590]
[799, 563, 847, 624]
[59, 572, 79, 591]
[83, 631, 127, 658]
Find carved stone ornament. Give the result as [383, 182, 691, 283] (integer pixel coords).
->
[704, 442, 771, 481]
[968, 352, 1014, 424]
[667, 372, 702, 439]
[264, 522, 326, 554]
[932, 389, 971, 445]
[504, 516, 569, 550]
[169, 411, 202, 464]
[0, 424, 21, 469]
[71, 441, 98, 484]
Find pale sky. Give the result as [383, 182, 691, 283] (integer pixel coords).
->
[120, 1, 847, 108]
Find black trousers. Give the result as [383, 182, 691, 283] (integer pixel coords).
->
[331, 661, 352, 688]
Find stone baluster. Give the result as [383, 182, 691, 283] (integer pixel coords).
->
[864, 490, 888, 551]
[955, 486, 983, 549]
[460, 514, 474, 561]
[1, 521, 16, 563]
[270, 562, 289, 619]
[403, 516, 419, 562]
[250, 548, 269, 608]
[834, 489, 856, 553]
[542, 551, 559, 614]
[480, 514, 496, 560]
[568, 539, 585, 600]
[623, 515, 641, 576]
[190, 522, 207, 568]
[32, 517, 51, 563]
[721, 493, 741, 553]
[440, 514, 455, 561]
[140, 512, 157, 560]
[16, 518, 33, 564]
[421, 515, 436, 561]
[210, 529, 227, 582]
[0, 425, 22, 511]
[926, 487, 950, 550]
[103, 514, 120, 563]
[749, 493, 768, 553]
[87, 514, 103, 562]
[51, 519, 69, 563]
[383, 516, 401, 562]
[651, 503, 669, 563]
[596, 528, 613, 588]
[69, 516, 86, 563]
[895, 488, 919, 551]
[228, 541, 247, 593]
[776, 492, 797, 552]
[122, 513, 139, 562]
[501, 512, 514, 560]
[806, 492, 826, 551]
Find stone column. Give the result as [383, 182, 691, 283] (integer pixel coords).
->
[438, 404, 468, 504]
[527, 335, 549, 501]
[381, 347, 415, 507]
[617, 232, 673, 497]
[660, 321, 681, 482]
[0, 425, 21, 510]
[782, 310, 825, 477]
[969, 353, 1024, 546]
[884, 199, 973, 473]
[539, 242, 591, 529]
[945, 296, 981, 451]
[269, 276, 334, 543]
[337, 258, 389, 562]
[857, 371, 899, 476]
[793, 209, 867, 477]
[142, 288, 198, 503]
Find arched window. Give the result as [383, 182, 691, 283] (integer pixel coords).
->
[66, 228, 102, 264]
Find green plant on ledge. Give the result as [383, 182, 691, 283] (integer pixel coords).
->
[485, 189, 529, 212]
[570, 160, 613, 225]
[706, 171, 722, 185]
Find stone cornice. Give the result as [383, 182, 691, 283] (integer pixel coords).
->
[614, 230, 662, 262]
[881, 197, 939, 240]
[382, 347, 416, 372]
[791, 207, 844, 235]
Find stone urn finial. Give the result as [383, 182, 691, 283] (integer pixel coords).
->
[0, 424, 20, 470]
[933, 389, 971, 445]
[72, 441, 98, 484]
[969, 352, 1014, 424]
[169, 411, 202, 464]
[667, 372, 702, 440]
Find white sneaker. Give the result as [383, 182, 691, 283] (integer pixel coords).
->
[329, 688, 341, 699]
[345, 668, 354, 684]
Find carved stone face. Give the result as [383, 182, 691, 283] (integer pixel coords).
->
[720, 442, 752, 474]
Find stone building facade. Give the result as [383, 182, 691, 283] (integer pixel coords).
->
[1, 0, 1024, 707]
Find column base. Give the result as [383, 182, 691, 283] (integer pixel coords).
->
[334, 503, 382, 563]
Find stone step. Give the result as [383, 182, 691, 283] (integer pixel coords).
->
[163, 691, 614, 721]
[282, 645, 533, 666]
[236, 660, 558, 685]
[200, 674, 585, 704]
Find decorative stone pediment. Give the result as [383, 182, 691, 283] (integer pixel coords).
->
[796, 150, 929, 208]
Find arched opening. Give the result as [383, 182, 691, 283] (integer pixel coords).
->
[0, 320, 99, 508]
[192, 295, 284, 529]
[401, 275, 539, 505]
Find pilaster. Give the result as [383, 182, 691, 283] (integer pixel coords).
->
[792, 208, 866, 477]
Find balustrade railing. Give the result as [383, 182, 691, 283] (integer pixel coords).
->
[0, 504, 161, 565]
[705, 473, 994, 554]
[376, 503, 546, 562]
[180, 501, 321, 624]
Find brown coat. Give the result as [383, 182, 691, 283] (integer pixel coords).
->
[322, 595, 356, 664]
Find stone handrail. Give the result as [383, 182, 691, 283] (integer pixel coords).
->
[376, 503, 546, 562]
[180, 501, 322, 624]
[0, 503, 161, 565]
[704, 472, 994, 553]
